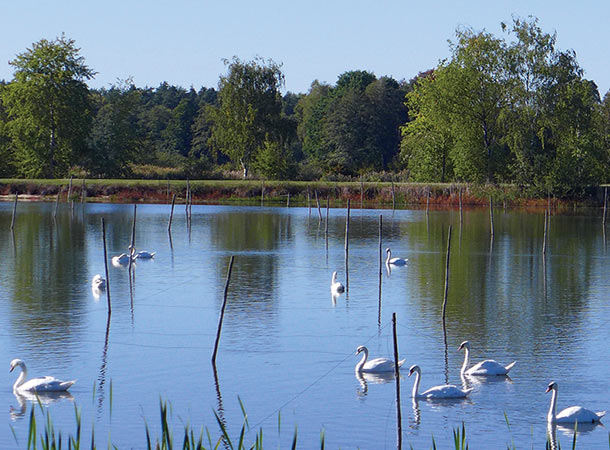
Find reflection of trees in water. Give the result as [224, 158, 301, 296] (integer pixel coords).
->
[8, 204, 88, 355]
[210, 212, 292, 330]
[394, 210, 601, 354]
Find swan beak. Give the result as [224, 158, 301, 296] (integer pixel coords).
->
[9, 365, 14, 373]
[408, 368, 414, 377]
[457, 344, 463, 351]
[545, 386, 552, 393]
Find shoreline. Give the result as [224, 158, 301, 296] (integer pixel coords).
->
[0, 179, 607, 209]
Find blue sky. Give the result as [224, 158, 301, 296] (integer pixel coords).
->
[2, 1, 608, 96]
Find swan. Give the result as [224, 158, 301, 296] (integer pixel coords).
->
[458, 341, 516, 376]
[111, 253, 132, 266]
[134, 250, 155, 259]
[9, 359, 76, 392]
[355, 345, 405, 374]
[91, 274, 106, 290]
[331, 271, 345, 295]
[408, 365, 472, 399]
[112, 245, 135, 266]
[385, 248, 407, 266]
[546, 381, 605, 423]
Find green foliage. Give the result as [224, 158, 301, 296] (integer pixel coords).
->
[253, 138, 295, 180]
[1, 34, 95, 178]
[87, 79, 143, 177]
[209, 56, 286, 178]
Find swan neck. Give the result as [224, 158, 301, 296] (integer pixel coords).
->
[461, 346, 470, 374]
[548, 388, 557, 422]
[355, 348, 368, 373]
[385, 250, 391, 265]
[411, 370, 421, 398]
[13, 365, 27, 390]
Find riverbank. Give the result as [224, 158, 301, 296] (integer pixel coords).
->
[0, 178, 607, 208]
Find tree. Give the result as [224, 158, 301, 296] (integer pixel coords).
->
[87, 79, 142, 177]
[1, 35, 95, 177]
[210, 56, 285, 177]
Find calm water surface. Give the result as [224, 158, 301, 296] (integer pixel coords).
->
[0, 201, 609, 449]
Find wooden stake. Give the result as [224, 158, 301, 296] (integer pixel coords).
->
[543, 209, 548, 256]
[344, 200, 350, 292]
[67, 175, 73, 202]
[391, 182, 396, 210]
[378, 215, 383, 326]
[129, 204, 137, 271]
[261, 183, 264, 205]
[603, 187, 607, 227]
[101, 218, 111, 315]
[360, 178, 364, 209]
[459, 188, 463, 227]
[489, 195, 495, 240]
[53, 187, 61, 220]
[81, 179, 86, 204]
[325, 196, 329, 237]
[286, 192, 290, 207]
[315, 190, 322, 221]
[10, 193, 18, 231]
[212, 256, 235, 365]
[441, 225, 453, 323]
[425, 189, 430, 214]
[168, 193, 177, 233]
[392, 312, 402, 450]
[307, 186, 311, 215]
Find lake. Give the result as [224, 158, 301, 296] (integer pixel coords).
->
[0, 200, 608, 449]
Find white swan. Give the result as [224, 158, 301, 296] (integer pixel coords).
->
[91, 274, 106, 290]
[408, 365, 472, 399]
[134, 250, 155, 259]
[331, 271, 345, 295]
[385, 248, 407, 266]
[9, 359, 76, 392]
[112, 245, 135, 266]
[355, 345, 405, 374]
[111, 253, 131, 266]
[458, 341, 516, 376]
[546, 381, 605, 423]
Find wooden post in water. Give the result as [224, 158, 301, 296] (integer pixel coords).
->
[543, 209, 548, 256]
[360, 178, 364, 209]
[212, 256, 235, 365]
[129, 204, 137, 271]
[286, 192, 290, 207]
[325, 197, 329, 237]
[307, 186, 311, 215]
[378, 214, 383, 325]
[344, 199, 350, 260]
[391, 182, 396, 210]
[167, 193, 177, 233]
[101, 218, 112, 316]
[10, 193, 18, 231]
[53, 187, 61, 220]
[425, 189, 430, 215]
[345, 199, 351, 292]
[67, 175, 73, 202]
[603, 187, 608, 227]
[392, 312, 402, 450]
[489, 195, 495, 240]
[441, 225, 453, 324]
[185, 179, 190, 219]
[81, 179, 86, 204]
[315, 190, 322, 221]
[459, 188, 463, 227]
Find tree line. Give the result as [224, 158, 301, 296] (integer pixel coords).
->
[0, 18, 609, 197]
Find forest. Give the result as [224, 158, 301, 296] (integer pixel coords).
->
[0, 17, 609, 198]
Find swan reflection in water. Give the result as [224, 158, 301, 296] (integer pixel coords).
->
[460, 372, 513, 391]
[546, 421, 604, 450]
[355, 371, 396, 397]
[10, 390, 74, 421]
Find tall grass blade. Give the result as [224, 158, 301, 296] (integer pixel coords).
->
[320, 428, 325, 450]
[571, 422, 577, 450]
[213, 409, 234, 450]
[237, 396, 249, 430]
